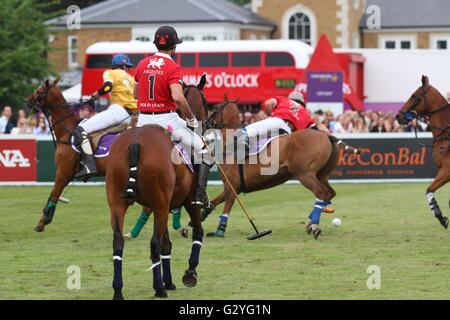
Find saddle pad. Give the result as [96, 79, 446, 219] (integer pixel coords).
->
[72, 132, 118, 158]
[248, 134, 287, 156]
[174, 142, 194, 173]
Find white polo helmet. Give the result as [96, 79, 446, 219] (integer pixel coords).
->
[288, 91, 305, 105]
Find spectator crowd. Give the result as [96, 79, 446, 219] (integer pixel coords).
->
[240, 109, 430, 134]
[1, 105, 95, 136]
[1, 104, 429, 136]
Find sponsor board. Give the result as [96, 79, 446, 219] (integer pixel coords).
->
[0, 136, 36, 182]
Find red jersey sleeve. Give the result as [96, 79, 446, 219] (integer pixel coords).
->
[168, 64, 182, 85]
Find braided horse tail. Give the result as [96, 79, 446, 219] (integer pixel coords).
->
[328, 135, 361, 155]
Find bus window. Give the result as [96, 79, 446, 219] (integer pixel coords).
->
[265, 52, 295, 67]
[199, 53, 228, 67]
[129, 54, 146, 66]
[180, 53, 195, 67]
[86, 55, 112, 69]
[231, 53, 261, 67]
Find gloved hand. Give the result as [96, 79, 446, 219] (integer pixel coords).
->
[187, 117, 199, 132]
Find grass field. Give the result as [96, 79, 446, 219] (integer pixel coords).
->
[1, 183, 450, 300]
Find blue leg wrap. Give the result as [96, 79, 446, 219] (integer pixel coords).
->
[162, 257, 172, 284]
[309, 199, 326, 225]
[151, 257, 163, 291]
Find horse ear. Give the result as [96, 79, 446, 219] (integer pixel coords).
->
[179, 79, 187, 88]
[223, 92, 228, 101]
[197, 73, 207, 90]
[421, 75, 429, 87]
[53, 77, 60, 86]
[45, 79, 50, 88]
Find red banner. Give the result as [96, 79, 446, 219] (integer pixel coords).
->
[0, 137, 36, 182]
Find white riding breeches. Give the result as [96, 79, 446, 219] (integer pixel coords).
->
[79, 104, 131, 134]
[137, 112, 205, 152]
[244, 117, 292, 138]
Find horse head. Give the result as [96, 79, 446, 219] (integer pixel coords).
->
[206, 98, 241, 130]
[183, 74, 208, 120]
[26, 78, 63, 114]
[396, 75, 447, 125]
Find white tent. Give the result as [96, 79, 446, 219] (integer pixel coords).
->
[62, 83, 82, 103]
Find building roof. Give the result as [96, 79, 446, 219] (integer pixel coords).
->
[47, 0, 276, 28]
[361, 0, 450, 29]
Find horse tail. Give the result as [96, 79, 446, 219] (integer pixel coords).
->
[328, 135, 361, 155]
[123, 143, 141, 201]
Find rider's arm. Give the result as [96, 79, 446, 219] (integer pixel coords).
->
[264, 98, 277, 116]
[96, 81, 113, 96]
[170, 83, 195, 120]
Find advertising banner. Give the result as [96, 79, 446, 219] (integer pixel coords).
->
[331, 134, 437, 180]
[307, 71, 344, 115]
[0, 136, 37, 182]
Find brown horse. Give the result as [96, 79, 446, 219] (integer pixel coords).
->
[26, 76, 207, 232]
[202, 100, 360, 239]
[396, 75, 450, 229]
[106, 127, 205, 299]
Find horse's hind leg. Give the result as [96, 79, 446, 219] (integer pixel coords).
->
[207, 185, 236, 238]
[150, 205, 170, 298]
[183, 203, 204, 288]
[426, 168, 450, 229]
[297, 172, 333, 239]
[161, 229, 176, 290]
[111, 205, 127, 300]
[201, 190, 225, 221]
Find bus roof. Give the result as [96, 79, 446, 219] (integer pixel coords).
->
[86, 40, 314, 68]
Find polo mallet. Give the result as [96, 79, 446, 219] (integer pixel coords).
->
[201, 137, 272, 240]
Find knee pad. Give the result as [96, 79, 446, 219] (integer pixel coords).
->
[72, 126, 87, 147]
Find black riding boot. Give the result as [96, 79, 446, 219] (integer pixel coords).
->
[191, 164, 211, 208]
[73, 126, 98, 180]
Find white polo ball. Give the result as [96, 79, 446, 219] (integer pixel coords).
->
[332, 218, 342, 227]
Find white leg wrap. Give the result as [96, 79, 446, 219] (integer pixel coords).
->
[146, 261, 161, 271]
[426, 192, 435, 204]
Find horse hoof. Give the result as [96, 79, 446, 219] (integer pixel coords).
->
[182, 270, 198, 288]
[113, 291, 124, 300]
[441, 217, 449, 229]
[312, 229, 322, 240]
[33, 225, 44, 232]
[164, 282, 177, 290]
[306, 223, 312, 234]
[154, 288, 168, 298]
[179, 228, 189, 238]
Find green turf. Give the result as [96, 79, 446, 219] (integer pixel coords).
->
[1, 183, 449, 300]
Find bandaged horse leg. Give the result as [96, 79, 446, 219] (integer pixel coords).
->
[161, 229, 176, 290]
[207, 186, 236, 237]
[426, 168, 450, 229]
[128, 209, 150, 238]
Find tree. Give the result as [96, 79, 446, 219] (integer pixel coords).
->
[0, 0, 51, 109]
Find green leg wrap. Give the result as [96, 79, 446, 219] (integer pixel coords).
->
[171, 208, 181, 230]
[130, 211, 149, 238]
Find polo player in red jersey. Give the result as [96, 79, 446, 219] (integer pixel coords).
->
[133, 26, 211, 208]
[235, 91, 316, 148]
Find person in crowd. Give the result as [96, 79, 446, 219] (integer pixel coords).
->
[370, 116, 387, 133]
[10, 118, 27, 135]
[0, 106, 13, 133]
[34, 115, 50, 135]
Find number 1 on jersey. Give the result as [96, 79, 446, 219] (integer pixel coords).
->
[148, 75, 156, 100]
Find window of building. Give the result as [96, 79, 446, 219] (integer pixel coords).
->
[265, 52, 295, 67]
[430, 35, 450, 49]
[437, 40, 448, 49]
[68, 36, 79, 68]
[199, 53, 228, 67]
[181, 35, 195, 41]
[135, 36, 150, 42]
[232, 53, 261, 67]
[180, 53, 196, 67]
[86, 54, 145, 69]
[288, 12, 311, 44]
[202, 35, 217, 41]
[380, 36, 416, 50]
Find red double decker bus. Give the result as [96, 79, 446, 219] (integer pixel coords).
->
[82, 40, 364, 110]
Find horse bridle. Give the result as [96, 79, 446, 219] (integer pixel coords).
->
[183, 85, 208, 119]
[206, 100, 244, 129]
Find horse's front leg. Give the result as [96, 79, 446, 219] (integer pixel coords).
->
[33, 166, 73, 232]
[426, 168, 450, 229]
[183, 204, 204, 288]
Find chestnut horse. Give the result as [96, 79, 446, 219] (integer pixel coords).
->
[107, 126, 205, 299]
[26, 76, 207, 232]
[202, 100, 360, 239]
[396, 75, 450, 229]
